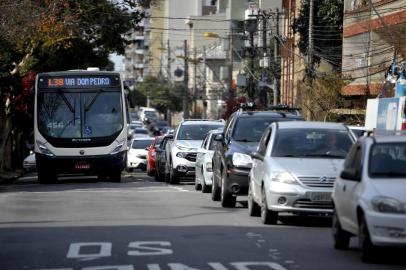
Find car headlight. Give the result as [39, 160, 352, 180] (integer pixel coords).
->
[232, 153, 252, 168]
[176, 152, 189, 158]
[271, 171, 298, 185]
[36, 141, 54, 157]
[110, 139, 126, 155]
[372, 196, 406, 214]
[206, 162, 213, 172]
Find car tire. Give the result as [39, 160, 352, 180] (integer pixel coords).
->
[261, 187, 278, 225]
[220, 169, 236, 208]
[194, 178, 202, 190]
[332, 209, 351, 250]
[169, 167, 179, 185]
[248, 182, 261, 217]
[211, 171, 221, 201]
[359, 215, 376, 263]
[201, 169, 211, 193]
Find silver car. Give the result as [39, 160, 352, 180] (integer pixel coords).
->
[249, 121, 355, 224]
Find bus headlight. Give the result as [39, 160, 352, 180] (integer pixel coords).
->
[110, 139, 126, 155]
[36, 141, 55, 157]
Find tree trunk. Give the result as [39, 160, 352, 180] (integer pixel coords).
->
[0, 117, 12, 171]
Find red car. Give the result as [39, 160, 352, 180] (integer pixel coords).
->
[146, 136, 163, 176]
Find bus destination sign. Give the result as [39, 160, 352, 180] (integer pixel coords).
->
[39, 76, 120, 88]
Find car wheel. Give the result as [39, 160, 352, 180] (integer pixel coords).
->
[169, 166, 179, 185]
[211, 171, 221, 201]
[220, 169, 236, 208]
[359, 215, 376, 263]
[261, 187, 278, 225]
[194, 177, 202, 190]
[332, 209, 351, 250]
[201, 169, 211, 193]
[248, 181, 261, 216]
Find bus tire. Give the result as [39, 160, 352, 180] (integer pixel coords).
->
[37, 168, 57, 184]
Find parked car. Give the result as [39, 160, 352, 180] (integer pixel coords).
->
[332, 134, 406, 262]
[195, 129, 223, 193]
[146, 136, 163, 176]
[23, 152, 36, 172]
[154, 134, 174, 182]
[167, 119, 225, 184]
[249, 121, 355, 224]
[132, 127, 150, 139]
[212, 109, 304, 207]
[126, 138, 154, 171]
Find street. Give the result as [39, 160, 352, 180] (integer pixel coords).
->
[0, 171, 405, 270]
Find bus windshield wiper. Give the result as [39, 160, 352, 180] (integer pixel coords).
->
[57, 90, 75, 113]
[85, 89, 103, 112]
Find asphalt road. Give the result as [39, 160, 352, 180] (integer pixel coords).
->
[0, 171, 405, 270]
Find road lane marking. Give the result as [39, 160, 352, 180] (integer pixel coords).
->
[67, 242, 112, 261]
[127, 241, 173, 256]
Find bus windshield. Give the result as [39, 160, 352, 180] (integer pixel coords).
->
[38, 90, 123, 138]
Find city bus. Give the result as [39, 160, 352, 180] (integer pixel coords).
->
[34, 69, 128, 183]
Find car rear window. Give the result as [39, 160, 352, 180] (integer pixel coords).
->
[177, 124, 224, 140]
[132, 140, 153, 149]
[369, 143, 406, 178]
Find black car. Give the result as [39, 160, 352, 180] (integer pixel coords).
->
[154, 134, 173, 182]
[212, 109, 304, 207]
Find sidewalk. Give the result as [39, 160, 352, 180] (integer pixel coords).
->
[0, 170, 24, 184]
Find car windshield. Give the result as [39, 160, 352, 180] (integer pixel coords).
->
[369, 143, 406, 178]
[177, 124, 224, 140]
[233, 117, 286, 142]
[272, 128, 353, 158]
[132, 139, 153, 149]
[38, 91, 123, 138]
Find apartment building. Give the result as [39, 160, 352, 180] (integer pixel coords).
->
[342, 0, 406, 106]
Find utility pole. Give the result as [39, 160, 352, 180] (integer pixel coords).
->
[273, 9, 280, 106]
[227, 26, 234, 99]
[167, 39, 171, 82]
[183, 39, 190, 119]
[202, 45, 207, 119]
[308, 0, 314, 78]
[193, 47, 197, 118]
[261, 12, 268, 107]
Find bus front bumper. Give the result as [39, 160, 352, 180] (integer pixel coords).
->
[35, 151, 126, 175]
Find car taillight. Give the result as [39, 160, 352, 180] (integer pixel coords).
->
[402, 122, 406, 130]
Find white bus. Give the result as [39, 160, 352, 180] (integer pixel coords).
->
[34, 70, 128, 183]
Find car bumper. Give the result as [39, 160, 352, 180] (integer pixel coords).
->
[23, 163, 37, 172]
[127, 156, 147, 169]
[176, 166, 195, 177]
[225, 167, 250, 195]
[266, 183, 333, 214]
[36, 152, 126, 175]
[366, 210, 406, 246]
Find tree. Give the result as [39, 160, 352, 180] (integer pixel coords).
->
[136, 76, 183, 114]
[292, 0, 344, 71]
[0, 0, 144, 173]
[296, 72, 346, 121]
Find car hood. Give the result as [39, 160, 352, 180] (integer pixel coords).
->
[175, 140, 201, 150]
[270, 157, 344, 177]
[370, 180, 406, 203]
[230, 141, 259, 155]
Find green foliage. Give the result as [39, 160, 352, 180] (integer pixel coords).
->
[292, 0, 343, 70]
[137, 76, 183, 113]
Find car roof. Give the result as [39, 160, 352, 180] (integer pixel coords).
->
[132, 137, 153, 141]
[237, 111, 303, 119]
[372, 135, 406, 143]
[276, 121, 347, 130]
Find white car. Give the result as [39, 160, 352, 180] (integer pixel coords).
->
[167, 119, 224, 184]
[332, 135, 406, 262]
[195, 129, 223, 193]
[131, 127, 150, 139]
[126, 138, 153, 171]
[249, 121, 355, 224]
[23, 152, 36, 172]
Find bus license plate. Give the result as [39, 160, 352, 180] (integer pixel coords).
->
[309, 192, 331, 202]
[75, 163, 90, 170]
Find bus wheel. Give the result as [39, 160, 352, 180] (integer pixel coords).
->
[37, 169, 57, 184]
[110, 171, 122, 183]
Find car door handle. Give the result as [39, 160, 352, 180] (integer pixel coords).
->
[343, 185, 346, 192]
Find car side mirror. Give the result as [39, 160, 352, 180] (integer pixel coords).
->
[214, 134, 223, 142]
[251, 151, 264, 161]
[340, 168, 361, 181]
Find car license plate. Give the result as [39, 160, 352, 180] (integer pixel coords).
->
[309, 192, 331, 202]
[75, 163, 90, 170]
